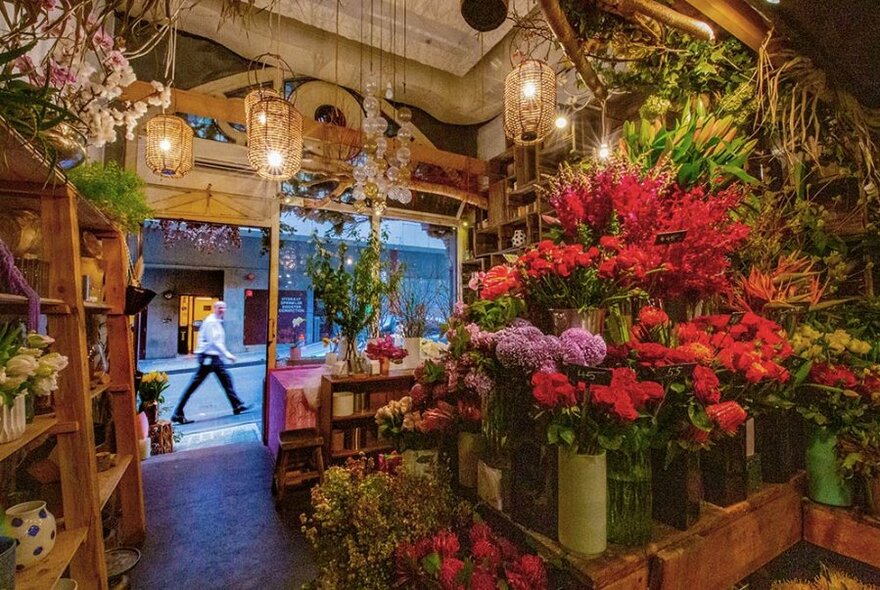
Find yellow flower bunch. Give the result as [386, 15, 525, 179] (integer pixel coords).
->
[791, 325, 872, 361]
[141, 371, 168, 384]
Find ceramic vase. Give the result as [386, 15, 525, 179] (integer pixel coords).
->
[805, 427, 853, 507]
[457, 432, 481, 488]
[5, 501, 56, 570]
[558, 448, 607, 556]
[607, 448, 652, 546]
[477, 460, 506, 511]
[401, 337, 421, 370]
[141, 402, 159, 426]
[0, 395, 27, 444]
[511, 229, 527, 249]
[402, 449, 438, 477]
[379, 357, 390, 375]
[44, 125, 86, 170]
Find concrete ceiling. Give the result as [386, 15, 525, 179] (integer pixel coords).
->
[266, 0, 533, 77]
[163, 0, 549, 125]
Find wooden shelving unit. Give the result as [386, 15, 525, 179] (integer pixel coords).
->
[0, 121, 146, 590]
[803, 500, 880, 569]
[16, 527, 88, 590]
[0, 416, 59, 463]
[98, 454, 133, 509]
[318, 371, 415, 463]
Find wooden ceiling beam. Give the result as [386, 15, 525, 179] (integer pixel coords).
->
[683, 0, 769, 51]
[121, 81, 489, 177]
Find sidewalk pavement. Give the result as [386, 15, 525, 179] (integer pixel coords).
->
[138, 350, 267, 375]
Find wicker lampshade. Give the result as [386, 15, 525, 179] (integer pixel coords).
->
[246, 88, 303, 180]
[145, 114, 194, 178]
[503, 58, 557, 146]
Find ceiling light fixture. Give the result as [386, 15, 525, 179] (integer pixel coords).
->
[145, 114, 193, 179]
[555, 115, 569, 129]
[245, 85, 303, 181]
[503, 58, 557, 146]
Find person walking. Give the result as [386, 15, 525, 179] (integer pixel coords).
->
[171, 301, 250, 424]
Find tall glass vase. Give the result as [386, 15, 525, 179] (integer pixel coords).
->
[607, 448, 653, 546]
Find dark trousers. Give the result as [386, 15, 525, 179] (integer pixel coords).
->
[173, 354, 244, 417]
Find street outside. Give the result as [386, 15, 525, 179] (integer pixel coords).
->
[139, 355, 267, 450]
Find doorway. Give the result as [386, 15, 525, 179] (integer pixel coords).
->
[178, 295, 222, 354]
[136, 222, 271, 452]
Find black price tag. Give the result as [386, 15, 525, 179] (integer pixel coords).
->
[654, 230, 688, 245]
[644, 363, 697, 382]
[565, 365, 612, 386]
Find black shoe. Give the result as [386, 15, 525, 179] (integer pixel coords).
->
[171, 414, 194, 425]
[233, 404, 252, 416]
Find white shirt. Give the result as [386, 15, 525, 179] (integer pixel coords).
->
[194, 313, 233, 359]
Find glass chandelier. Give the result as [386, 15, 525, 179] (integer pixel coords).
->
[245, 86, 303, 181]
[351, 79, 415, 215]
[145, 114, 194, 178]
[503, 58, 557, 146]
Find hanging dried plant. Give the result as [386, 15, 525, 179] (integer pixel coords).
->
[755, 31, 880, 198]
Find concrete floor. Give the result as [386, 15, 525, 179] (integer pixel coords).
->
[131, 441, 316, 589]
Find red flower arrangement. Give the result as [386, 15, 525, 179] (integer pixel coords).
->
[706, 401, 748, 434]
[546, 161, 750, 302]
[474, 265, 522, 301]
[677, 313, 793, 385]
[590, 367, 665, 422]
[531, 371, 583, 409]
[366, 335, 409, 362]
[395, 523, 548, 590]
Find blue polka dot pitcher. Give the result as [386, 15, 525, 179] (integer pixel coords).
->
[4, 501, 56, 570]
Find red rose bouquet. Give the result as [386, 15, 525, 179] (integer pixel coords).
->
[395, 522, 548, 590]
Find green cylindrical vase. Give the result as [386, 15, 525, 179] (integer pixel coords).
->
[558, 447, 607, 556]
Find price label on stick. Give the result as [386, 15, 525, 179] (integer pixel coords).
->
[728, 312, 745, 326]
[565, 365, 612, 386]
[654, 230, 687, 245]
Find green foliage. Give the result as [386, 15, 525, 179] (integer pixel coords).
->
[300, 458, 472, 590]
[306, 232, 402, 342]
[67, 161, 152, 232]
[621, 100, 758, 188]
[466, 296, 525, 332]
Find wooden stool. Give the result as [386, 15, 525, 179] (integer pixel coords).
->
[273, 429, 325, 505]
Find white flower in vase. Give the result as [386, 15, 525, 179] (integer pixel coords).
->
[37, 352, 68, 375]
[6, 355, 39, 378]
[26, 333, 55, 349]
[31, 374, 59, 396]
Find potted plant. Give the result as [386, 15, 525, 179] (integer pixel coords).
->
[0, 324, 68, 442]
[68, 162, 153, 233]
[365, 335, 407, 374]
[138, 371, 169, 425]
[306, 233, 401, 374]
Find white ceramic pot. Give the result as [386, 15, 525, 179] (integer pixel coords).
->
[401, 337, 422, 370]
[5, 501, 56, 570]
[0, 395, 27, 444]
[137, 438, 151, 461]
[457, 432, 481, 488]
[401, 449, 438, 477]
[558, 448, 607, 556]
[332, 391, 354, 417]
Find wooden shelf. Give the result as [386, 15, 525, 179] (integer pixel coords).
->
[15, 527, 88, 590]
[503, 477, 804, 590]
[332, 410, 379, 424]
[98, 454, 133, 509]
[89, 382, 111, 399]
[83, 301, 112, 312]
[331, 443, 393, 459]
[803, 500, 880, 569]
[0, 294, 70, 314]
[323, 370, 414, 385]
[0, 416, 59, 463]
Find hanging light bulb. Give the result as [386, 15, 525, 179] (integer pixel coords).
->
[246, 86, 303, 180]
[597, 142, 611, 160]
[145, 114, 194, 178]
[503, 58, 557, 146]
[554, 114, 569, 129]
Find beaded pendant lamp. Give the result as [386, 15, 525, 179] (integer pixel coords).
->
[503, 58, 557, 146]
